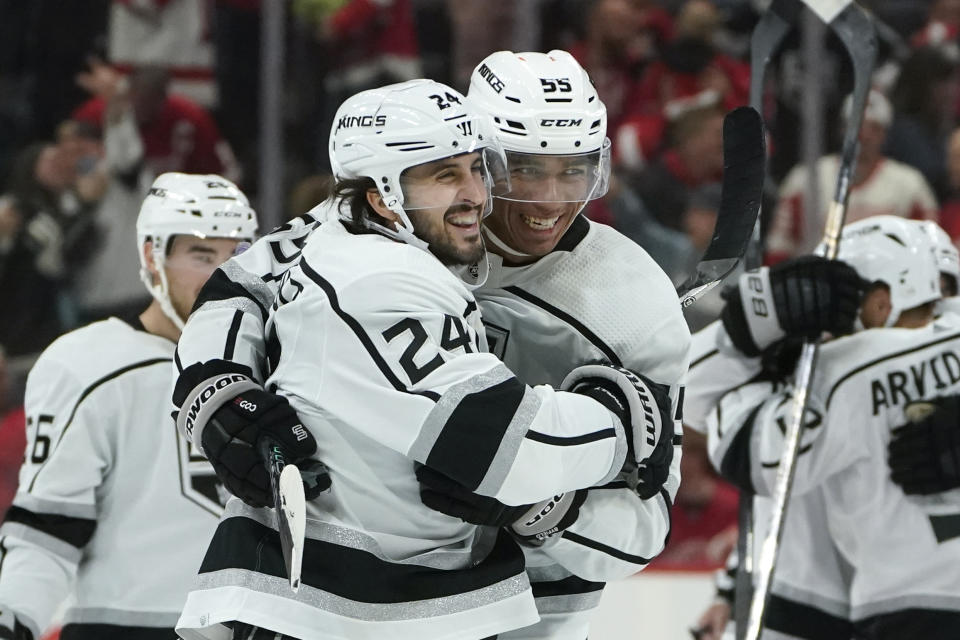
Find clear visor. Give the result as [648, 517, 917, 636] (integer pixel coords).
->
[398, 145, 511, 218]
[161, 235, 251, 275]
[497, 138, 612, 203]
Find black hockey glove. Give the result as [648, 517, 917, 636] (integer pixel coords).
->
[888, 397, 960, 495]
[561, 364, 675, 500]
[173, 360, 331, 508]
[0, 608, 34, 640]
[416, 464, 587, 543]
[721, 256, 868, 358]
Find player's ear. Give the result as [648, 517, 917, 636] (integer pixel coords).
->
[366, 189, 398, 223]
[142, 239, 161, 284]
[859, 285, 892, 329]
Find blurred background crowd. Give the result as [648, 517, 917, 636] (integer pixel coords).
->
[2, 0, 960, 574]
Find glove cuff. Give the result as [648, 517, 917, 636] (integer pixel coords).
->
[561, 364, 666, 466]
[723, 268, 784, 356]
[510, 490, 588, 542]
[175, 372, 261, 451]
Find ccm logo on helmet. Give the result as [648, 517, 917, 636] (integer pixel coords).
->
[336, 114, 387, 131]
[183, 374, 249, 437]
[540, 118, 583, 127]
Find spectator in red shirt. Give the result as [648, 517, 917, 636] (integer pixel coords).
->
[72, 65, 239, 182]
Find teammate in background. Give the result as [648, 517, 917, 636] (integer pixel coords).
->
[684, 251, 867, 640]
[709, 216, 960, 638]
[173, 79, 673, 640]
[886, 220, 960, 503]
[0, 174, 257, 640]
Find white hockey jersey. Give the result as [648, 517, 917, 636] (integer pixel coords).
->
[710, 313, 960, 635]
[0, 318, 222, 640]
[688, 321, 853, 640]
[176, 218, 639, 640]
[477, 216, 690, 639]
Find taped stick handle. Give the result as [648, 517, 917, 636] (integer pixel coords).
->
[258, 434, 305, 592]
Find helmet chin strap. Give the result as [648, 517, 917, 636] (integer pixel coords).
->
[482, 225, 532, 259]
[140, 250, 186, 331]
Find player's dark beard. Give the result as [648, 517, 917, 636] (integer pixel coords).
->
[408, 203, 485, 266]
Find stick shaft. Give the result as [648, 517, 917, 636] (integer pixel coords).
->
[743, 4, 876, 638]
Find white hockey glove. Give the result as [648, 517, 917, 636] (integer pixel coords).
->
[0, 608, 33, 640]
[416, 464, 587, 543]
[173, 359, 331, 508]
[721, 256, 867, 357]
[561, 364, 675, 500]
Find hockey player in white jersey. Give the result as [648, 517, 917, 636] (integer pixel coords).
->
[886, 220, 960, 500]
[173, 79, 675, 640]
[408, 49, 691, 640]
[685, 254, 868, 640]
[710, 215, 960, 639]
[0, 173, 257, 640]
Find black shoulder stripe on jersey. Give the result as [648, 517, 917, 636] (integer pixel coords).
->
[192, 268, 269, 322]
[766, 594, 853, 640]
[524, 428, 617, 446]
[529, 574, 605, 598]
[60, 623, 175, 640]
[553, 214, 590, 253]
[4, 506, 96, 549]
[223, 309, 244, 360]
[503, 286, 621, 366]
[27, 357, 172, 493]
[690, 348, 720, 370]
[0, 537, 7, 576]
[825, 330, 960, 409]
[427, 378, 527, 489]
[299, 258, 440, 402]
[718, 403, 762, 494]
[561, 530, 653, 565]
[200, 515, 525, 602]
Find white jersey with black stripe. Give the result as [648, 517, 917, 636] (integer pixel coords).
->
[0, 318, 221, 640]
[476, 217, 691, 639]
[710, 313, 960, 632]
[689, 320, 853, 639]
[176, 219, 636, 640]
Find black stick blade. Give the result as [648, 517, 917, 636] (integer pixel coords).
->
[678, 106, 766, 307]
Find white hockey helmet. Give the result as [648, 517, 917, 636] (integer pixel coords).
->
[837, 216, 940, 327]
[467, 50, 611, 205]
[328, 79, 508, 250]
[917, 220, 959, 295]
[137, 172, 258, 329]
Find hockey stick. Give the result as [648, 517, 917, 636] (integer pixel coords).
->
[743, 3, 877, 640]
[732, 3, 799, 637]
[676, 105, 765, 305]
[258, 436, 306, 593]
